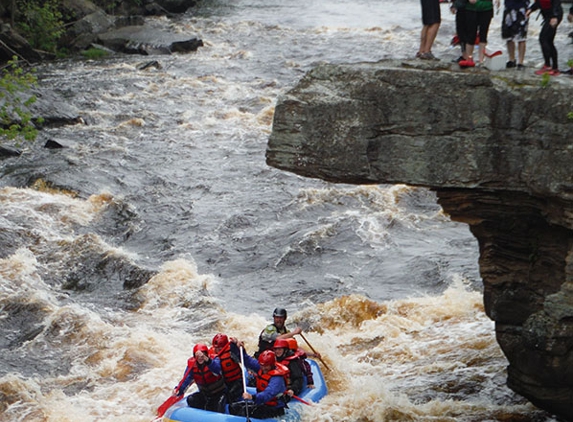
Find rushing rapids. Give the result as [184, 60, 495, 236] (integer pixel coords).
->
[2, 0, 572, 420]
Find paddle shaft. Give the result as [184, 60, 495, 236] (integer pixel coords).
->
[291, 394, 312, 405]
[239, 345, 248, 392]
[299, 332, 331, 371]
[239, 346, 252, 422]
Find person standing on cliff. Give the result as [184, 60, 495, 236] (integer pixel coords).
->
[464, 0, 501, 65]
[450, 0, 471, 63]
[527, 0, 563, 76]
[568, 5, 573, 72]
[417, 0, 442, 60]
[502, 0, 530, 69]
[567, 2, 573, 37]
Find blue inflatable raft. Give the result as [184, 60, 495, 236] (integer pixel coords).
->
[163, 359, 327, 422]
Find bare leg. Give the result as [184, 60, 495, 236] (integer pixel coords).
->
[478, 42, 487, 63]
[507, 40, 516, 62]
[517, 40, 526, 65]
[419, 25, 429, 54]
[421, 22, 440, 53]
[466, 43, 475, 60]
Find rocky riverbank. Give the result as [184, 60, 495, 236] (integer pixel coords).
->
[0, 0, 203, 64]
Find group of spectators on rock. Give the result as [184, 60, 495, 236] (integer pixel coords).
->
[417, 0, 573, 76]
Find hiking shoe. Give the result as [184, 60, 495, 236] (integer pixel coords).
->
[548, 69, 561, 76]
[506, 61, 516, 68]
[452, 56, 464, 63]
[459, 59, 475, 68]
[517, 64, 525, 70]
[534, 65, 551, 75]
[419, 52, 439, 61]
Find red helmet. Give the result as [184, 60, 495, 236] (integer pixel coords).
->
[212, 333, 229, 348]
[258, 350, 276, 366]
[286, 338, 298, 351]
[273, 339, 289, 349]
[193, 343, 209, 355]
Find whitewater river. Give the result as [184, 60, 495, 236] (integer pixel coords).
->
[2, 0, 571, 420]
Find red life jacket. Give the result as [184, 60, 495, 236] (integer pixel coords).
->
[189, 357, 226, 395]
[293, 348, 306, 359]
[255, 363, 289, 406]
[208, 346, 217, 359]
[216, 343, 242, 382]
[539, 0, 551, 10]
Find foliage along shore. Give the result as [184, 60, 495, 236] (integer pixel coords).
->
[0, 0, 201, 65]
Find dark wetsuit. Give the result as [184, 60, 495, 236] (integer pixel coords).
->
[529, 0, 563, 69]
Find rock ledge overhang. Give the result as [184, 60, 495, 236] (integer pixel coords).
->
[266, 59, 573, 420]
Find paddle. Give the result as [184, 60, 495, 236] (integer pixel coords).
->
[298, 332, 331, 372]
[291, 395, 312, 406]
[483, 49, 503, 59]
[239, 346, 252, 422]
[156, 394, 182, 419]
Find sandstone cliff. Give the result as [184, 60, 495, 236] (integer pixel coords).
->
[266, 60, 573, 420]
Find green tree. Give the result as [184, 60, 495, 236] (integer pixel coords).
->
[16, 0, 65, 53]
[0, 57, 42, 144]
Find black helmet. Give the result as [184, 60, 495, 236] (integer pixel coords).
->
[273, 307, 287, 318]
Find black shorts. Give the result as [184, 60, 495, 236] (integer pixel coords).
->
[466, 8, 494, 44]
[421, 0, 441, 25]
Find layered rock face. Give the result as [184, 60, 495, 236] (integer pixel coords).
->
[266, 60, 573, 420]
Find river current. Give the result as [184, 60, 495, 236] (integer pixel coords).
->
[1, 0, 571, 420]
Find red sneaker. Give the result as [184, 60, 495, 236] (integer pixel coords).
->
[534, 65, 551, 75]
[459, 59, 475, 68]
[548, 69, 561, 76]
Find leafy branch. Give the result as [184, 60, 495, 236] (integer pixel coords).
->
[0, 57, 43, 144]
